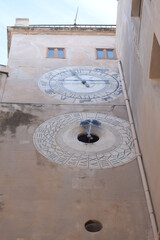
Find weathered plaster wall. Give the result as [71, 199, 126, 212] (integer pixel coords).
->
[0, 26, 155, 239]
[0, 65, 8, 101]
[0, 103, 153, 240]
[3, 32, 118, 103]
[116, 0, 160, 229]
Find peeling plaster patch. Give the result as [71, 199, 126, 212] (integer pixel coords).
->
[0, 201, 4, 211]
[0, 110, 37, 135]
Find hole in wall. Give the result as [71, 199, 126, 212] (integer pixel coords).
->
[77, 133, 99, 143]
[85, 220, 103, 232]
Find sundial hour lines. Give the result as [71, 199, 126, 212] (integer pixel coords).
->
[38, 67, 122, 103]
[33, 112, 136, 169]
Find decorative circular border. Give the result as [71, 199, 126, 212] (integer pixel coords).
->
[33, 112, 136, 169]
[38, 67, 122, 103]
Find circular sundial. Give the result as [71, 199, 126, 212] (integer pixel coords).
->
[38, 67, 122, 103]
[33, 112, 136, 169]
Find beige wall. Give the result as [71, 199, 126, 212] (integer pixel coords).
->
[4, 31, 118, 103]
[0, 65, 8, 101]
[117, 0, 160, 229]
[0, 24, 155, 239]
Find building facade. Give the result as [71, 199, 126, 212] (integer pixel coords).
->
[0, 65, 8, 101]
[6, 19, 117, 104]
[0, 17, 157, 239]
[117, 0, 160, 232]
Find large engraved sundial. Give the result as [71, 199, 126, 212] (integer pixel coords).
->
[38, 67, 122, 103]
[33, 112, 136, 169]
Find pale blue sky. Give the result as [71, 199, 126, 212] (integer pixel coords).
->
[0, 0, 118, 65]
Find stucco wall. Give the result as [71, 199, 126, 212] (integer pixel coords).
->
[0, 65, 8, 101]
[116, 0, 160, 229]
[3, 32, 118, 103]
[0, 26, 155, 239]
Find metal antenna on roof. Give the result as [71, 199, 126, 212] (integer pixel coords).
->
[74, 7, 79, 26]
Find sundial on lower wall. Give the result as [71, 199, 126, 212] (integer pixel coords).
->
[33, 112, 136, 169]
[38, 67, 122, 103]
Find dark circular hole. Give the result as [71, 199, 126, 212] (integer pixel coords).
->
[77, 133, 99, 143]
[85, 220, 103, 232]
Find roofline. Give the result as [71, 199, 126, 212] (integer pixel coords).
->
[9, 23, 116, 29]
[7, 24, 116, 55]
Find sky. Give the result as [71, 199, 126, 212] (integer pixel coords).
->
[0, 0, 118, 65]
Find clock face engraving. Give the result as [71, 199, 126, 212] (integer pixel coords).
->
[38, 67, 122, 103]
[33, 112, 136, 169]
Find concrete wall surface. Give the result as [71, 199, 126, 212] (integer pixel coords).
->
[116, 0, 160, 229]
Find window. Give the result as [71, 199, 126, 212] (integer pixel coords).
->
[48, 48, 55, 58]
[131, 0, 143, 45]
[47, 48, 65, 58]
[150, 34, 160, 81]
[107, 50, 115, 59]
[97, 49, 105, 59]
[96, 49, 116, 59]
[58, 49, 64, 58]
[131, 0, 142, 17]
